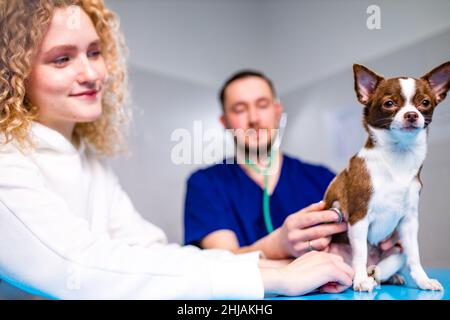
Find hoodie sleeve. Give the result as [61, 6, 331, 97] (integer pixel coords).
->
[0, 147, 264, 299]
[104, 164, 169, 247]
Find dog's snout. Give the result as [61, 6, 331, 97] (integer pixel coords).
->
[404, 111, 419, 123]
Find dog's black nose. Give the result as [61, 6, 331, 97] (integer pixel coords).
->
[404, 111, 419, 123]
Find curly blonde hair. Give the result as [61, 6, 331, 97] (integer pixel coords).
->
[0, 0, 129, 156]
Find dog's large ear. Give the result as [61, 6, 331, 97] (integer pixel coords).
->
[421, 61, 450, 104]
[353, 64, 384, 105]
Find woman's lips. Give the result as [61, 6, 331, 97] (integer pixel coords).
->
[69, 90, 99, 99]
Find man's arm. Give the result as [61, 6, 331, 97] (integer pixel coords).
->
[201, 202, 347, 259]
[201, 229, 284, 257]
[201, 201, 401, 260]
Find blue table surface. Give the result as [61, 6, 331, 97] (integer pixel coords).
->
[269, 268, 450, 300]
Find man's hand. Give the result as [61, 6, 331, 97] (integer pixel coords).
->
[200, 201, 346, 259]
[274, 201, 347, 258]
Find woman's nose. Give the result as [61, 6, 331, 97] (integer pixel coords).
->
[76, 56, 99, 84]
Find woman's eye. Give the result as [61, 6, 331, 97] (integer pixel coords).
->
[383, 100, 395, 108]
[53, 56, 70, 66]
[421, 99, 430, 107]
[88, 50, 102, 58]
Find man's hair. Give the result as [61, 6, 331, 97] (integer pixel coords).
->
[219, 70, 277, 111]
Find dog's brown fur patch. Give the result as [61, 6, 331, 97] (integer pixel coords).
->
[363, 78, 405, 130]
[324, 155, 373, 238]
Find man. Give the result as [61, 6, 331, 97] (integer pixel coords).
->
[184, 70, 397, 260]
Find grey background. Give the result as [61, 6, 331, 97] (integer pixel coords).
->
[106, 0, 450, 267]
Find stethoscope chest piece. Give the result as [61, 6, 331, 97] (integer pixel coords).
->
[329, 207, 345, 224]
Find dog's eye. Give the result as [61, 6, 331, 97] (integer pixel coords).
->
[383, 100, 395, 108]
[421, 99, 430, 107]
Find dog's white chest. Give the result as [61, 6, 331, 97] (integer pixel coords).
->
[357, 143, 424, 245]
[367, 181, 418, 245]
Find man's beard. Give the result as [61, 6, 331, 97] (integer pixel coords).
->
[234, 136, 273, 165]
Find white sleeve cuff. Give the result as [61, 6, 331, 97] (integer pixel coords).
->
[234, 251, 263, 261]
[207, 256, 264, 300]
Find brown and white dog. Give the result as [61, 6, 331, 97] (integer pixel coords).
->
[324, 61, 450, 292]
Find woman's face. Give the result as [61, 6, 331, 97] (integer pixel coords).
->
[26, 6, 107, 139]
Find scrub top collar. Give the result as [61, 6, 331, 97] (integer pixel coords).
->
[235, 154, 286, 197]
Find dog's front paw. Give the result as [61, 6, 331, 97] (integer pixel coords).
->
[367, 265, 381, 284]
[414, 277, 444, 291]
[353, 276, 378, 292]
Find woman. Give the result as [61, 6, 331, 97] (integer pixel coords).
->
[0, 0, 354, 299]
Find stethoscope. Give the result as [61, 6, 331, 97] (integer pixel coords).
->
[244, 113, 287, 234]
[244, 113, 345, 234]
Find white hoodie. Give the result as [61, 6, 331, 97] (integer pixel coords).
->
[0, 122, 264, 299]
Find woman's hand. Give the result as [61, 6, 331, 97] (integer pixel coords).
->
[327, 230, 403, 268]
[259, 258, 293, 269]
[271, 201, 347, 258]
[379, 230, 401, 252]
[261, 251, 354, 297]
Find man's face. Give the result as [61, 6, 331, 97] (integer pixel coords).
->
[221, 76, 283, 154]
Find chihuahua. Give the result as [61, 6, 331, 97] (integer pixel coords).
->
[324, 61, 450, 292]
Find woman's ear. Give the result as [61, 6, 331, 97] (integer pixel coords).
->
[220, 114, 226, 129]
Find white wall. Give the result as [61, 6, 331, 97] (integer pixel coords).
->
[106, 0, 267, 89]
[106, 0, 450, 93]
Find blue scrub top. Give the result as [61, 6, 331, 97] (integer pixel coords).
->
[183, 154, 335, 247]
